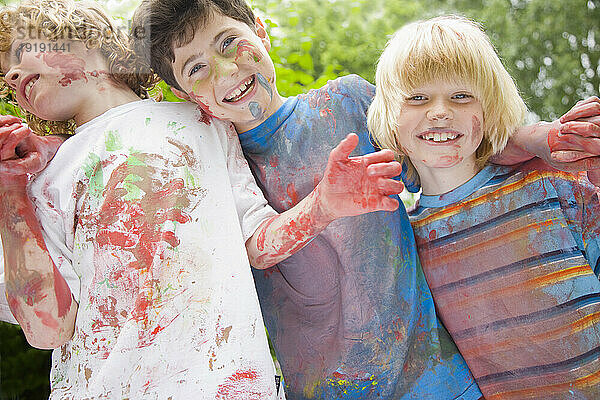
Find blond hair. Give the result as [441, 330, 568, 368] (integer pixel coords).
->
[367, 15, 527, 185]
[0, 0, 158, 135]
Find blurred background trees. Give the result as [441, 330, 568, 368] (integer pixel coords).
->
[0, 0, 598, 398]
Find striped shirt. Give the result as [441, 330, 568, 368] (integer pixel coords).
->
[409, 161, 600, 400]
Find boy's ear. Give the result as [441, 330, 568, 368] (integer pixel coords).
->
[255, 16, 271, 52]
[171, 88, 190, 101]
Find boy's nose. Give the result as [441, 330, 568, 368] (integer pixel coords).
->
[216, 59, 239, 80]
[426, 103, 453, 121]
[5, 68, 21, 89]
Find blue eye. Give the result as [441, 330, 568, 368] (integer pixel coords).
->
[407, 95, 427, 101]
[222, 36, 235, 51]
[453, 93, 473, 100]
[188, 63, 204, 77]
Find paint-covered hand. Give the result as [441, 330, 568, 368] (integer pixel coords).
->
[547, 97, 600, 185]
[316, 133, 403, 221]
[0, 116, 64, 189]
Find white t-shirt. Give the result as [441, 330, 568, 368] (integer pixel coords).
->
[25, 99, 280, 399]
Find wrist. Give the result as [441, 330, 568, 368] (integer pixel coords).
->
[310, 183, 337, 227]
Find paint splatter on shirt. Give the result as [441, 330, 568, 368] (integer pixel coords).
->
[409, 161, 600, 399]
[27, 100, 280, 399]
[238, 75, 482, 399]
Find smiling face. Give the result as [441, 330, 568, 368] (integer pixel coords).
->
[395, 79, 485, 191]
[1, 37, 110, 124]
[171, 13, 283, 133]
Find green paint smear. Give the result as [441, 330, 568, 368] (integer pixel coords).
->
[145, 117, 151, 126]
[184, 166, 197, 188]
[104, 130, 123, 151]
[122, 174, 144, 201]
[167, 121, 186, 134]
[126, 152, 146, 167]
[82, 153, 104, 199]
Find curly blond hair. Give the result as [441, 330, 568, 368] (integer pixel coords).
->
[0, 0, 158, 135]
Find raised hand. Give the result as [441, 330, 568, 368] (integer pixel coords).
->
[316, 133, 403, 221]
[545, 97, 600, 185]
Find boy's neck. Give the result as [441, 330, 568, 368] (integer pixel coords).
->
[74, 83, 141, 126]
[415, 161, 481, 196]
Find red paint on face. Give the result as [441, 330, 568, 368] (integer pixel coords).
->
[34, 310, 59, 329]
[216, 369, 264, 400]
[53, 264, 72, 318]
[188, 92, 214, 125]
[41, 52, 87, 87]
[234, 40, 263, 63]
[471, 115, 482, 145]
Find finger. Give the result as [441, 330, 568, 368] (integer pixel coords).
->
[561, 100, 600, 123]
[587, 169, 600, 187]
[559, 121, 600, 138]
[552, 155, 600, 172]
[360, 149, 396, 166]
[0, 127, 30, 160]
[0, 115, 23, 127]
[377, 178, 405, 195]
[551, 150, 598, 163]
[550, 133, 600, 154]
[377, 196, 400, 212]
[367, 161, 402, 178]
[329, 133, 359, 162]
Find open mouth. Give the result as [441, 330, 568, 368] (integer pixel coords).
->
[223, 75, 256, 103]
[23, 74, 40, 102]
[418, 131, 462, 143]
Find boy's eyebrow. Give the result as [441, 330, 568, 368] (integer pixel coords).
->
[179, 28, 236, 77]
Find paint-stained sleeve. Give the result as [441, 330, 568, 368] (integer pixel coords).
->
[219, 122, 277, 242]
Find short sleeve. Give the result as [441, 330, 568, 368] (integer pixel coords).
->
[219, 122, 277, 242]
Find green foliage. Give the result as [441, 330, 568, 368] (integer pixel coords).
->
[0, 322, 51, 400]
[251, 0, 599, 120]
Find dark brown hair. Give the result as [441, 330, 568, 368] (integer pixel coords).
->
[131, 0, 256, 91]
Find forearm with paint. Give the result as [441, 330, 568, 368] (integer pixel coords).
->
[246, 185, 333, 269]
[0, 186, 77, 349]
[491, 122, 553, 165]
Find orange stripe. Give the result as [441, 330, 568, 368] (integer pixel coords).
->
[440, 265, 593, 310]
[412, 170, 576, 228]
[486, 366, 600, 400]
[460, 311, 600, 358]
[424, 218, 560, 271]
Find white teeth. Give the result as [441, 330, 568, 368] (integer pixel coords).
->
[420, 132, 458, 142]
[25, 78, 36, 99]
[225, 76, 254, 102]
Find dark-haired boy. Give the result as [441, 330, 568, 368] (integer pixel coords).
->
[131, 1, 600, 398]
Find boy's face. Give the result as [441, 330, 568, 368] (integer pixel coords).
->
[395, 79, 484, 171]
[171, 13, 281, 133]
[1, 37, 101, 123]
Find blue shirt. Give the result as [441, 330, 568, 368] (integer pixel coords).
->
[239, 75, 482, 399]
